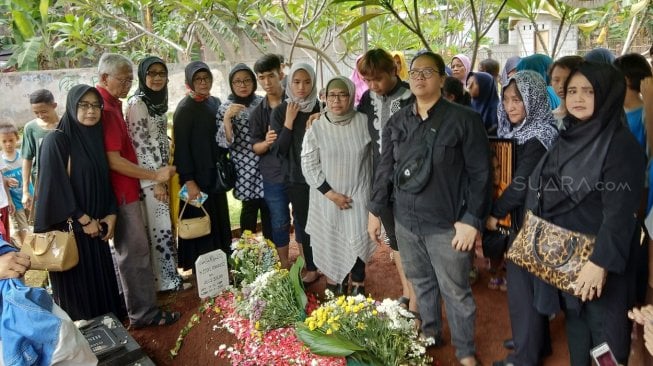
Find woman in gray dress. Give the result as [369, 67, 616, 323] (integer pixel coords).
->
[301, 76, 376, 296]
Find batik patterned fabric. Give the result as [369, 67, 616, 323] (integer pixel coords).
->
[216, 96, 264, 201]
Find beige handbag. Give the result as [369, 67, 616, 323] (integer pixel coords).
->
[177, 201, 211, 239]
[21, 219, 79, 272]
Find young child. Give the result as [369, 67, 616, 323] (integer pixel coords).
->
[0, 123, 32, 245]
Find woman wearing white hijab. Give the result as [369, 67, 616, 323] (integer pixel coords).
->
[270, 63, 322, 285]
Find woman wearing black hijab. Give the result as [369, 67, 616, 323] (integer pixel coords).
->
[173, 61, 232, 271]
[34, 84, 125, 321]
[216, 64, 271, 240]
[525, 62, 645, 365]
[126, 56, 183, 292]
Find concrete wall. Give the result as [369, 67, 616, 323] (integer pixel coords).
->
[0, 62, 233, 127]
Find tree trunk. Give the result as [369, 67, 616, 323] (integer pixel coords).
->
[550, 9, 568, 59]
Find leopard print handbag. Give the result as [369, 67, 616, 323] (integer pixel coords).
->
[506, 210, 596, 296]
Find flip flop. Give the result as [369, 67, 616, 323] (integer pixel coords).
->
[131, 310, 181, 329]
[397, 296, 410, 309]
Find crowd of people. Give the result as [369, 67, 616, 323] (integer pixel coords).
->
[0, 45, 652, 365]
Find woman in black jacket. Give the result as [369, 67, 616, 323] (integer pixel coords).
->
[270, 63, 322, 286]
[173, 61, 232, 271]
[526, 62, 645, 365]
[487, 70, 559, 366]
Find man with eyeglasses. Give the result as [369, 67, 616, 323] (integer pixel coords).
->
[96, 53, 180, 329]
[367, 51, 491, 366]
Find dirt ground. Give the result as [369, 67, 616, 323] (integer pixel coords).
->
[125, 241, 580, 366]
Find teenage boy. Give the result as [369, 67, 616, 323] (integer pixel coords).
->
[249, 54, 293, 270]
[356, 49, 416, 309]
[22, 89, 59, 210]
[0, 123, 32, 245]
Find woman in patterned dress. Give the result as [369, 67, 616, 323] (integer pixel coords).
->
[301, 76, 375, 296]
[126, 56, 183, 291]
[216, 64, 271, 239]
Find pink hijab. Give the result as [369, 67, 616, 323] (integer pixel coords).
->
[451, 54, 472, 84]
[350, 55, 369, 107]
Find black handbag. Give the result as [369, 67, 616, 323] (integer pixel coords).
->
[393, 110, 446, 194]
[215, 152, 236, 192]
[482, 226, 511, 259]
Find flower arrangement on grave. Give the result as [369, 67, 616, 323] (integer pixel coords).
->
[229, 230, 280, 287]
[296, 293, 433, 366]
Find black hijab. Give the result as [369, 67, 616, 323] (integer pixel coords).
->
[35, 85, 115, 232]
[227, 63, 257, 106]
[135, 56, 168, 116]
[538, 62, 626, 214]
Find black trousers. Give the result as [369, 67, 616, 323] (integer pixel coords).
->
[506, 261, 552, 366]
[287, 182, 316, 271]
[240, 198, 272, 240]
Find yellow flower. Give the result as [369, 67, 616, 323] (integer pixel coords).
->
[326, 328, 333, 335]
[255, 321, 260, 330]
[308, 322, 317, 331]
[336, 297, 345, 307]
[372, 310, 378, 316]
[357, 322, 366, 330]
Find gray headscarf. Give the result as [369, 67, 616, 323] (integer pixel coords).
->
[497, 70, 559, 149]
[325, 76, 357, 124]
[285, 63, 318, 113]
[500, 56, 521, 87]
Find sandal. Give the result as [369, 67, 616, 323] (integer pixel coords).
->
[302, 271, 322, 288]
[488, 277, 504, 290]
[397, 296, 410, 309]
[131, 310, 180, 329]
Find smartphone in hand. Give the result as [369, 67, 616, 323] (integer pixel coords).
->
[590, 342, 618, 366]
[100, 222, 108, 234]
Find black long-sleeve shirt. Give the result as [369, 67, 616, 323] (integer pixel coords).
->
[249, 96, 284, 184]
[368, 97, 492, 234]
[269, 101, 321, 185]
[491, 138, 547, 229]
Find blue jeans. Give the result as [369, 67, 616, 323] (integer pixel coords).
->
[262, 181, 290, 248]
[395, 222, 476, 360]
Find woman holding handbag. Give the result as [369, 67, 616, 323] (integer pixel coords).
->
[173, 61, 232, 272]
[487, 70, 559, 366]
[34, 84, 125, 321]
[524, 62, 645, 365]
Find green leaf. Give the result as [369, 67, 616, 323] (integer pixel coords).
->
[295, 323, 365, 356]
[39, 0, 50, 24]
[338, 11, 385, 34]
[12, 10, 35, 38]
[9, 37, 43, 70]
[289, 256, 308, 310]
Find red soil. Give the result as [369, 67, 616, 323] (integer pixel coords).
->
[129, 243, 575, 366]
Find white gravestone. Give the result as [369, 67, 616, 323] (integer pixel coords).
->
[195, 249, 229, 299]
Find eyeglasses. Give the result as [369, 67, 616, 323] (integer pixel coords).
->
[77, 102, 103, 111]
[109, 75, 134, 86]
[193, 76, 211, 84]
[146, 71, 168, 78]
[232, 79, 253, 86]
[326, 93, 350, 102]
[408, 68, 438, 80]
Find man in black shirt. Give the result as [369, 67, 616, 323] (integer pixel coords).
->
[249, 54, 292, 269]
[356, 49, 416, 302]
[368, 52, 491, 366]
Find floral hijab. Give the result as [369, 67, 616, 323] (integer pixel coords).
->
[497, 70, 559, 149]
